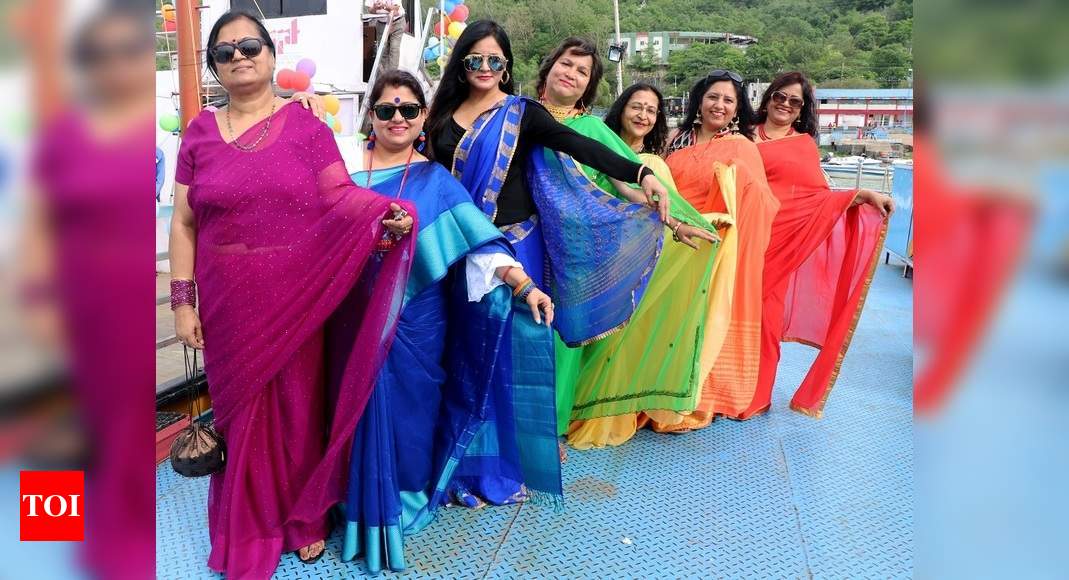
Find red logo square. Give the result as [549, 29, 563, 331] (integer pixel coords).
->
[19, 471, 84, 541]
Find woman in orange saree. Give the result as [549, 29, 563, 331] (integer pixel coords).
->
[645, 70, 781, 432]
[750, 72, 892, 418]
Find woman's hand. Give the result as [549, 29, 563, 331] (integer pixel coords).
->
[526, 286, 554, 326]
[382, 203, 414, 236]
[640, 174, 671, 223]
[290, 91, 325, 120]
[175, 306, 204, 349]
[855, 189, 895, 217]
[673, 222, 720, 249]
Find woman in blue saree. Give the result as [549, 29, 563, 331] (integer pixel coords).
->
[338, 71, 554, 573]
[424, 21, 672, 510]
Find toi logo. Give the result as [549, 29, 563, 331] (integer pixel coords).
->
[19, 471, 84, 541]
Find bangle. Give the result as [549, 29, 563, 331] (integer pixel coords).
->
[637, 164, 653, 184]
[518, 282, 537, 302]
[671, 220, 684, 242]
[500, 265, 517, 285]
[171, 278, 197, 311]
[512, 277, 532, 297]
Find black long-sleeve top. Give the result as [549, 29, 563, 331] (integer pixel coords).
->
[433, 100, 648, 226]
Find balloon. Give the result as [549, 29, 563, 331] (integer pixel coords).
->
[324, 113, 335, 127]
[322, 94, 341, 116]
[291, 70, 311, 91]
[447, 21, 466, 39]
[449, 4, 469, 22]
[427, 36, 440, 47]
[159, 114, 180, 133]
[444, 0, 457, 13]
[276, 69, 294, 89]
[162, 4, 176, 21]
[163, 20, 177, 32]
[433, 15, 452, 36]
[331, 117, 342, 134]
[296, 58, 316, 78]
[423, 44, 440, 62]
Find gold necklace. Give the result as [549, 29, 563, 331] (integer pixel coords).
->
[540, 99, 580, 123]
[226, 99, 277, 151]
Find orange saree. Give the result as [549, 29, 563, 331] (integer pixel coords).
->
[753, 134, 887, 418]
[645, 136, 780, 431]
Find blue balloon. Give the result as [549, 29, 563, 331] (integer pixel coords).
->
[423, 44, 440, 61]
[444, 0, 457, 13]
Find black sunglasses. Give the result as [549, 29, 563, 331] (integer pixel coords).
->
[373, 103, 424, 121]
[462, 54, 508, 73]
[707, 69, 744, 84]
[210, 37, 266, 64]
[771, 90, 805, 109]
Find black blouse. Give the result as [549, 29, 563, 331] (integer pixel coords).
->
[433, 100, 649, 226]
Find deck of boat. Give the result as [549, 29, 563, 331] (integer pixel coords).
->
[155, 258, 913, 579]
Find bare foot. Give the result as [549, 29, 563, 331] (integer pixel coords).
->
[297, 540, 325, 562]
[558, 441, 568, 463]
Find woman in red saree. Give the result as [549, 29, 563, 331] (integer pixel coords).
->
[169, 12, 415, 578]
[645, 70, 781, 432]
[751, 72, 893, 418]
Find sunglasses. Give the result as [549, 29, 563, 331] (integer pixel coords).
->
[707, 69, 744, 84]
[372, 102, 424, 121]
[771, 90, 805, 109]
[462, 54, 508, 73]
[209, 37, 266, 64]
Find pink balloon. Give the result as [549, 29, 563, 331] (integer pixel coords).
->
[449, 4, 469, 22]
[291, 70, 311, 92]
[296, 58, 316, 78]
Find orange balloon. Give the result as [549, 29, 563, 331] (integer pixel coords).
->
[291, 71, 311, 92]
[162, 4, 176, 21]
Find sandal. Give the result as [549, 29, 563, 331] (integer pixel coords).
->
[294, 541, 325, 565]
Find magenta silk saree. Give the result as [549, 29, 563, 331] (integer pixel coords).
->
[175, 102, 415, 579]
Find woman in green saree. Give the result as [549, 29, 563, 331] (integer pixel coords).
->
[538, 38, 722, 448]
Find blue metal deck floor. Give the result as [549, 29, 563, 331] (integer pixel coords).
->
[156, 261, 913, 579]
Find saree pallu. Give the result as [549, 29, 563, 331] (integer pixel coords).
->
[448, 96, 663, 502]
[646, 136, 780, 431]
[177, 104, 415, 579]
[551, 116, 719, 449]
[340, 162, 513, 573]
[754, 134, 887, 418]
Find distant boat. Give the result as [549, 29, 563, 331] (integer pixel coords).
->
[822, 155, 902, 176]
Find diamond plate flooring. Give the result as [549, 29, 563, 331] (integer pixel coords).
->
[156, 260, 913, 579]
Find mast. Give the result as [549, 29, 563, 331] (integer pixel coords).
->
[175, 0, 203, 133]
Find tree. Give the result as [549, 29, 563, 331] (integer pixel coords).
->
[869, 44, 911, 87]
[854, 14, 889, 50]
[668, 43, 747, 89]
[743, 44, 788, 83]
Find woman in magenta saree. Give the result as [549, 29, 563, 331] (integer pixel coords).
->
[169, 12, 415, 578]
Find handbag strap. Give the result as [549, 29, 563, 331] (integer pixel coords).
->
[183, 346, 202, 423]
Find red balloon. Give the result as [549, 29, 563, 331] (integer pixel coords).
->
[433, 16, 452, 36]
[163, 20, 177, 32]
[276, 69, 294, 89]
[291, 70, 311, 92]
[449, 4, 469, 22]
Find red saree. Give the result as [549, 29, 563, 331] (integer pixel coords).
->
[754, 134, 887, 418]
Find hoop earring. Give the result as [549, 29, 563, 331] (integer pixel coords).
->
[366, 131, 376, 150]
[415, 130, 427, 152]
[458, 73, 467, 84]
[501, 70, 511, 84]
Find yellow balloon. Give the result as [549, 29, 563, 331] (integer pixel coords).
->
[323, 94, 341, 116]
[162, 4, 176, 21]
[436, 55, 448, 68]
[447, 21, 466, 40]
[332, 117, 342, 133]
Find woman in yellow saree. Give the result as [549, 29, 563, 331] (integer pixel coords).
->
[535, 38, 721, 448]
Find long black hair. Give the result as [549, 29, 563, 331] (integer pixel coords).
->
[753, 71, 819, 138]
[367, 70, 433, 157]
[204, 11, 276, 83]
[677, 70, 755, 141]
[535, 37, 604, 111]
[604, 83, 669, 155]
[425, 20, 515, 144]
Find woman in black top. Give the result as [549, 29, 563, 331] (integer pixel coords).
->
[424, 20, 671, 510]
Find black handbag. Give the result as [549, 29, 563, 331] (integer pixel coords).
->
[169, 347, 226, 477]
